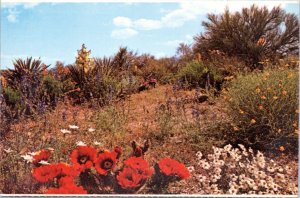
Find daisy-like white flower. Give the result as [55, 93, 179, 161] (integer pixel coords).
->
[88, 128, 95, 132]
[196, 151, 202, 159]
[4, 148, 13, 153]
[69, 125, 79, 129]
[93, 141, 102, 146]
[196, 175, 207, 183]
[224, 144, 232, 152]
[187, 166, 195, 173]
[61, 129, 71, 134]
[38, 160, 50, 165]
[21, 154, 34, 163]
[267, 166, 275, 173]
[202, 162, 210, 170]
[76, 141, 87, 146]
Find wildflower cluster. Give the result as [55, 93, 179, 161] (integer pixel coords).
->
[29, 141, 190, 194]
[189, 144, 298, 195]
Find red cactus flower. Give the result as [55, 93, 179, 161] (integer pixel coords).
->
[70, 146, 97, 171]
[158, 158, 190, 180]
[32, 150, 52, 166]
[117, 167, 143, 190]
[124, 157, 153, 179]
[33, 163, 79, 183]
[32, 164, 60, 183]
[58, 176, 75, 187]
[45, 184, 87, 194]
[94, 150, 118, 175]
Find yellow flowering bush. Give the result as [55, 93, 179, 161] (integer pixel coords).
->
[226, 69, 298, 154]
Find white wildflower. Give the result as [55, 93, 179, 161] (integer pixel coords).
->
[202, 162, 210, 170]
[257, 171, 266, 179]
[196, 151, 202, 159]
[187, 166, 195, 173]
[69, 125, 79, 129]
[285, 165, 293, 174]
[277, 166, 284, 173]
[60, 129, 71, 134]
[239, 162, 245, 168]
[76, 141, 86, 146]
[238, 144, 246, 151]
[258, 180, 267, 187]
[93, 141, 102, 146]
[4, 148, 13, 153]
[214, 167, 222, 174]
[228, 187, 238, 194]
[21, 154, 33, 163]
[88, 128, 95, 132]
[224, 144, 232, 152]
[230, 174, 238, 182]
[196, 175, 207, 183]
[38, 160, 50, 165]
[267, 166, 275, 173]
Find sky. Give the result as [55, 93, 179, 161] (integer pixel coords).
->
[1, 1, 299, 69]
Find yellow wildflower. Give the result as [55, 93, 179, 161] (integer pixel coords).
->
[273, 96, 278, 100]
[261, 96, 267, 100]
[255, 88, 261, 93]
[288, 73, 293, 78]
[282, 91, 287, 96]
[293, 122, 297, 127]
[278, 129, 282, 133]
[250, 119, 256, 124]
[279, 146, 285, 152]
[239, 110, 244, 114]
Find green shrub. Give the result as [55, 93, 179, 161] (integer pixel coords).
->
[42, 75, 63, 96]
[3, 87, 22, 108]
[226, 69, 298, 154]
[176, 61, 224, 89]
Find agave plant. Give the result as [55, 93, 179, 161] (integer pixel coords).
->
[2, 57, 47, 89]
[94, 56, 115, 78]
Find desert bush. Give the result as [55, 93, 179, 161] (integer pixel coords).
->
[176, 61, 224, 90]
[226, 69, 298, 154]
[193, 5, 299, 69]
[3, 87, 22, 108]
[186, 144, 298, 194]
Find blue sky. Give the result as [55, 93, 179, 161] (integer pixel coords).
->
[1, 1, 299, 69]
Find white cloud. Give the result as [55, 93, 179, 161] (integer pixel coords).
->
[2, 2, 41, 23]
[112, 1, 288, 31]
[134, 19, 162, 30]
[1, 2, 40, 9]
[111, 28, 138, 39]
[113, 16, 132, 27]
[7, 8, 19, 23]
